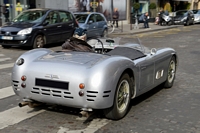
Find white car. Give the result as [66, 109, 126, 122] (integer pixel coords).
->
[193, 9, 200, 23]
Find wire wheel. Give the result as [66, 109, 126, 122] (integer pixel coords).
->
[117, 79, 130, 113]
[163, 56, 176, 88]
[167, 59, 176, 84]
[103, 73, 131, 120]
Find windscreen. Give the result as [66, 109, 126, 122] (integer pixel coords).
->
[176, 11, 187, 16]
[13, 10, 46, 23]
[74, 14, 88, 23]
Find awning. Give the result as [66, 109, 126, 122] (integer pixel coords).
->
[172, 0, 191, 1]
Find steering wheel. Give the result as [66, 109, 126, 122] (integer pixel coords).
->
[87, 38, 104, 54]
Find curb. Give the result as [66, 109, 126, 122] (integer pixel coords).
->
[109, 25, 183, 36]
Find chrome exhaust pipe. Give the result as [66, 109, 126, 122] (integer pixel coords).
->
[19, 101, 43, 108]
[19, 101, 29, 107]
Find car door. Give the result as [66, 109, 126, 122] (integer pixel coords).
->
[86, 14, 98, 37]
[96, 14, 107, 36]
[58, 11, 76, 41]
[43, 11, 62, 43]
[138, 56, 155, 91]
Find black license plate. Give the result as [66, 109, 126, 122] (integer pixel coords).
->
[35, 78, 69, 90]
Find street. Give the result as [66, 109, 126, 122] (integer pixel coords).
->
[0, 24, 200, 133]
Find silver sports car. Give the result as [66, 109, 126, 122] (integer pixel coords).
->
[12, 37, 178, 120]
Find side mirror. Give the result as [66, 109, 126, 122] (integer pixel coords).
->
[150, 48, 157, 55]
[43, 21, 49, 26]
[88, 20, 93, 24]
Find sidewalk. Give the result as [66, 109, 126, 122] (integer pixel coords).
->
[109, 22, 183, 36]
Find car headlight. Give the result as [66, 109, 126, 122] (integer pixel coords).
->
[181, 17, 187, 21]
[16, 58, 24, 66]
[17, 28, 32, 35]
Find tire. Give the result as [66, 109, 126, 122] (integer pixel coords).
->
[101, 29, 107, 37]
[104, 73, 131, 120]
[184, 20, 189, 26]
[192, 20, 195, 25]
[33, 35, 45, 49]
[163, 56, 176, 88]
[167, 21, 172, 26]
[2, 45, 11, 48]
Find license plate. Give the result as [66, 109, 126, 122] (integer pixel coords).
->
[1, 36, 13, 40]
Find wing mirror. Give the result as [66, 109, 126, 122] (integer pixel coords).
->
[88, 20, 93, 24]
[43, 21, 49, 26]
[150, 48, 157, 55]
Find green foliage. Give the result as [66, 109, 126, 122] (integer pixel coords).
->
[149, 2, 157, 10]
[186, 3, 191, 10]
[133, 3, 140, 10]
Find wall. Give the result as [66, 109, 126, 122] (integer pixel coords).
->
[43, 0, 68, 10]
[35, 0, 45, 8]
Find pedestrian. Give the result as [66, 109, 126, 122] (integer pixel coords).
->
[154, 13, 159, 25]
[4, 6, 10, 22]
[143, 12, 150, 28]
[112, 8, 119, 28]
[159, 9, 164, 25]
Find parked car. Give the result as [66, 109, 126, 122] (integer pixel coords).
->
[12, 37, 178, 120]
[173, 10, 194, 26]
[74, 12, 108, 38]
[192, 9, 200, 23]
[0, 8, 78, 49]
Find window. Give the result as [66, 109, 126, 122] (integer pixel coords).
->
[45, 11, 58, 24]
[59, 11, 72, 23]
[88, 14, 96, 22]
[96, 14, 104, 22]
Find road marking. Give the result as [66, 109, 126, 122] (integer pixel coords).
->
[0, 86, 15, 99]
[0, 106, 45, 129]
[0, 54, 4, 57]
[57, 118, 111, 133]
[0, 63, 14, 69]
[0, 58, 11, 62]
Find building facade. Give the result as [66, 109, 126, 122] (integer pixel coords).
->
[0, 0, 200, 25]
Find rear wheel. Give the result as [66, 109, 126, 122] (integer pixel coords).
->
[163, 56, 176, 88]
[167, 21, 172, 26]
[104, 73, 131, 120]
[33, 35, 45, 48]
[101, 29, 107, 37]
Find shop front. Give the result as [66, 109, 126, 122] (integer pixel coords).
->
[0, 0, 36, 25]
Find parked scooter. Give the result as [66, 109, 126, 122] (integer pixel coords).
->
[159, 12, 172, 26]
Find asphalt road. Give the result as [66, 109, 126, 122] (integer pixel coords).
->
[0, 24, 200, 133]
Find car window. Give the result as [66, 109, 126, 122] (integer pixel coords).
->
[96, 14, 105, 22]
[59, 11, 72, 23]
[193, 10, 200, 14]
[13, 10, 46, 23]
[193, 10, 198, 14]
[75, 14, 88, 23]
[88, 14, 96, 23]
[176, 11, 187, 16]
[45, 11, 59, 25]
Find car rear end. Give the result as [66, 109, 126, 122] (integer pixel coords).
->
[12, 51, 114, 109]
